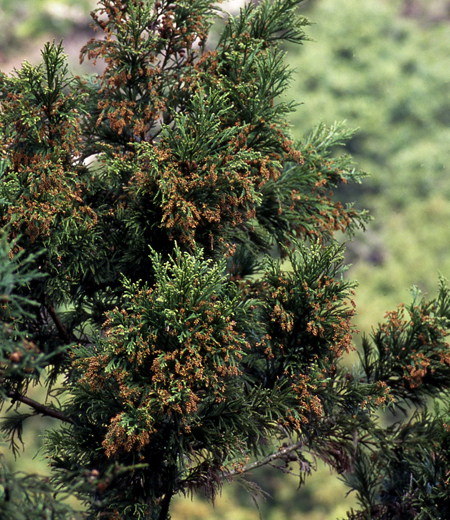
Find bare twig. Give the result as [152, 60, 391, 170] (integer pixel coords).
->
[47, 305, 72, 344]
[223, 440, 304, 479]
[6, 389, 74, 424]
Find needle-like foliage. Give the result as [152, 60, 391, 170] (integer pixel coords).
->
[1, 1, 450, 519]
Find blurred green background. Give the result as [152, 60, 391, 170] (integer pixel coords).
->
[0, 0, 96, 73]
[1, 0, 450, 518]
[288, 0, 450, 341]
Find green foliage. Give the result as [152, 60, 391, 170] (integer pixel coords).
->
[0, 448, 78, 520]
[1, 1, 450, 520]
[346, 409, 450, 519]
[341, 280, 450, 519]
[0, 233, 46, 391]
[360, 279, 450, 407]
[0, 41, 97, 309]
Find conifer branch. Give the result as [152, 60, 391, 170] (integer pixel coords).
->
[6, 389, 74, 424]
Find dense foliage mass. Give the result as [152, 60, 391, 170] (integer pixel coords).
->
[1, 1, 450, 519]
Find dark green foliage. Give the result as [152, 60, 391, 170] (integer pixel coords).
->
[360, 279, 450, 407]
[1, 1, 450, 519]
[341, 280, 450, 519]
[346, 409, 450, 520]
[0, 450, 77, 520]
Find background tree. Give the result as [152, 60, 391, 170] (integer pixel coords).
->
[1, 1, 450, 520]
[0, 0, 94, 65]
[287, 0, 450, 338]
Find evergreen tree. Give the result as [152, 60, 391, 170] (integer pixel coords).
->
[0, 1, 450, 519]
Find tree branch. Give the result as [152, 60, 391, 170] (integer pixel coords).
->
[223, 440, 304, 479]
[47, 304, 71, 344]
[157, 485, 173, 520]
[6, 389, 74, 424]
